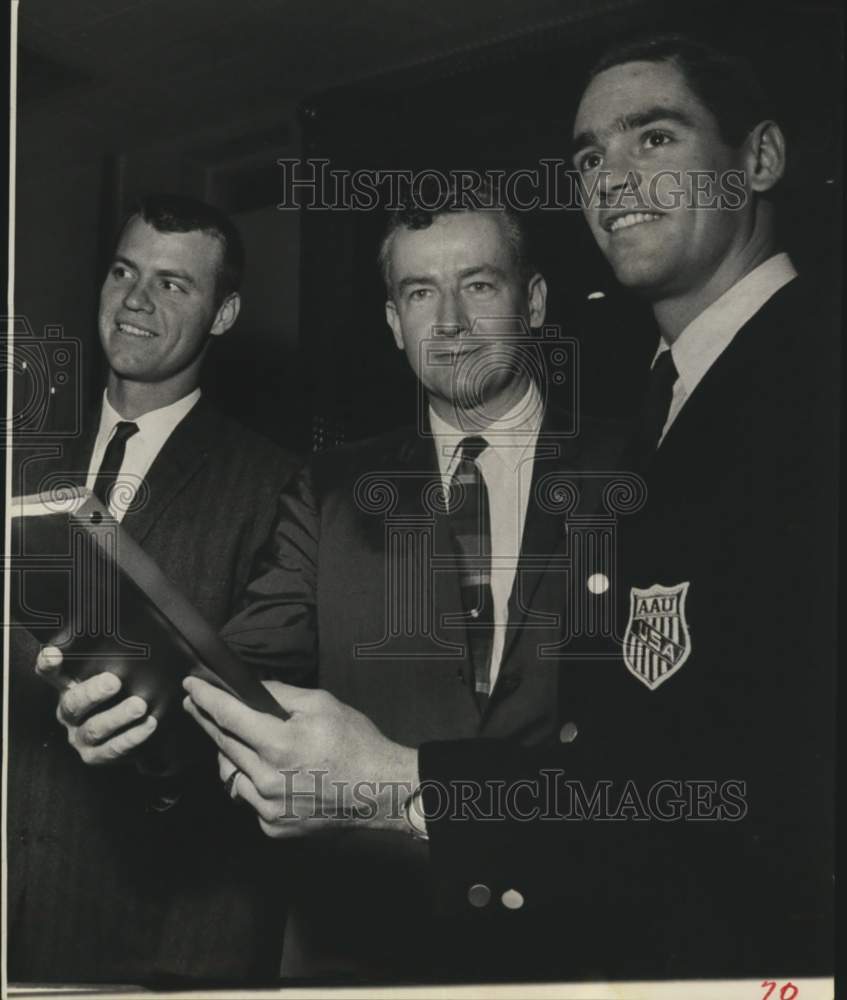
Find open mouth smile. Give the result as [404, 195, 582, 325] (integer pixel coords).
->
[117, 321, 158, 338]
[603, 211, 663, 233]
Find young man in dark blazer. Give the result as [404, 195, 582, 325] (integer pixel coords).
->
[9, 195, 298, 985]
[184, 36, 838, 984]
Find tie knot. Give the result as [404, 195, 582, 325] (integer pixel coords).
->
[112, 420, 139, 444]
[459, 435, 488, 463]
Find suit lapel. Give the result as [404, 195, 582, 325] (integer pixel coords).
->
[19, 410, 99, 496]
[373, 423, 471, 684]
[66, 418, 100, 486]
[121, 397, 218, 544]
[648, 276, 805, 484]
[501, 407, 583, 666]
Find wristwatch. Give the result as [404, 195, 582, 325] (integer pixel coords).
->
[403, 784, 430, 841]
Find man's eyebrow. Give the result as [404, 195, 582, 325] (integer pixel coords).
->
[110, 255, 197, 286]
[572, 106, 696, 154]
[572, 128, 599, 155]
[397, 274, 436, 291]
[457, 265, 507, 281]
[396, 265, 507, 291]
[625, 106, 696, 131]
[156, 268, 196, 287]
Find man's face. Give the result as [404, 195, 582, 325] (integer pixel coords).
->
[98, 216, 234, 385]
[385, 211, 546, 420]
[572, 59, 750, 298]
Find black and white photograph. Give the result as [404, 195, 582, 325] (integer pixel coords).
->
[3, 0, 841, 996]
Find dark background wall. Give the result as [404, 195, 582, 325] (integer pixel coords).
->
[13, 0, 842, 454]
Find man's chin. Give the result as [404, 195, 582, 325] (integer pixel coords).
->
[106, 359, 161, 383]
[610, 258, 674, 296]
[430, 380, 529, 430]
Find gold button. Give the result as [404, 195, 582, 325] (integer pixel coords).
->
[559, 721, 578, 744]
[501, 889, 525, 910]
[470, 608, 480, 619]
[587, 573, 609, 594]
[467, 883, 491, 908]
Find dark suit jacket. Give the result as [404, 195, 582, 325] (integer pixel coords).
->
[8, 396, 300, 986]
[419, 276, 839, 982]
[222, 403, 629, 980]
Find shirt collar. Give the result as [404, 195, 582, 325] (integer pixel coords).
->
[429, 380, 544, 479]
[654, 253, 798, 394]
[98, 387, 202, 451]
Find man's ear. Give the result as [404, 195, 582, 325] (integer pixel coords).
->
[210, 292, 241, 337]
[385, 299, 405, 350]
[527, 274, 548, 328]
[745, 121, 786, 193]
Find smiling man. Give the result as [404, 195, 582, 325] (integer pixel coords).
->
[183, 36, 837, 984]
[571, 34, 787, 342]
[9, 194, 298, 986]
[97, 208, 240, 418]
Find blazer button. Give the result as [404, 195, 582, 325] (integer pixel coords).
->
[467, 883, 491, 908]
[558, 721, 579, 744]
[587, 573, 609, 594]
[501, 889, 525, 910]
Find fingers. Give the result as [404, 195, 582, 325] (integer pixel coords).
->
[183, 694, 267, 780]
[183, 677, 293, 758]
[54, 672, 155, 766]
[261, 679, 322, 713]
[35, 645, 70, 692]
[67, 694, 148, 746]
[57, 673, 124, 725]
[218, 752, 238, 783]
[216, 759, 310, 840]
[72, 715, 158, 766]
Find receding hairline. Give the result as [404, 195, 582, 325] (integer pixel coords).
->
[380, 208, 530, 293]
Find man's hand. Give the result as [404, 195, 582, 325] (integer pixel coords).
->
[183, 677, 419, 839]
[35, 646, 157, 765]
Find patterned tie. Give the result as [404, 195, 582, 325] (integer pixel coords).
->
[92, 420, 139, 507]
[626, 349, 678, 472]
[448, 435, 494, 709]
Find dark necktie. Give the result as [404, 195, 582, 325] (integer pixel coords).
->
[626, 349, 678, 472]
[448, 436, 494, 709]
[92, 420, 139, 507]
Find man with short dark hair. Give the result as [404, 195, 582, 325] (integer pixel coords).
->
[184, 36, 837, 982]
[9, 194, 299, 985]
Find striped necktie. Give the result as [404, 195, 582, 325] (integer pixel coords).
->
[448, 435, 493, 708]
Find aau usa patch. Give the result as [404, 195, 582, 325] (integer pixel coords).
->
[623, 582, 692, 690]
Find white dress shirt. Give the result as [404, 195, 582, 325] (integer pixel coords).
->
[655, 252, 798, 443]
[429, 380, 544, 690]
[85, 388, 201, 521]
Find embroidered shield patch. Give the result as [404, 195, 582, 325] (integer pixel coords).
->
[623, 582, 692, 690]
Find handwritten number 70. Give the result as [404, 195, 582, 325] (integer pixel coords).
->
[761, 982, 798, 1000]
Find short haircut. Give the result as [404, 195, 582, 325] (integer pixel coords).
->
[586, 33, 775, 148]
[377, 178, 535, 294]
[117, 193, 245, 306]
